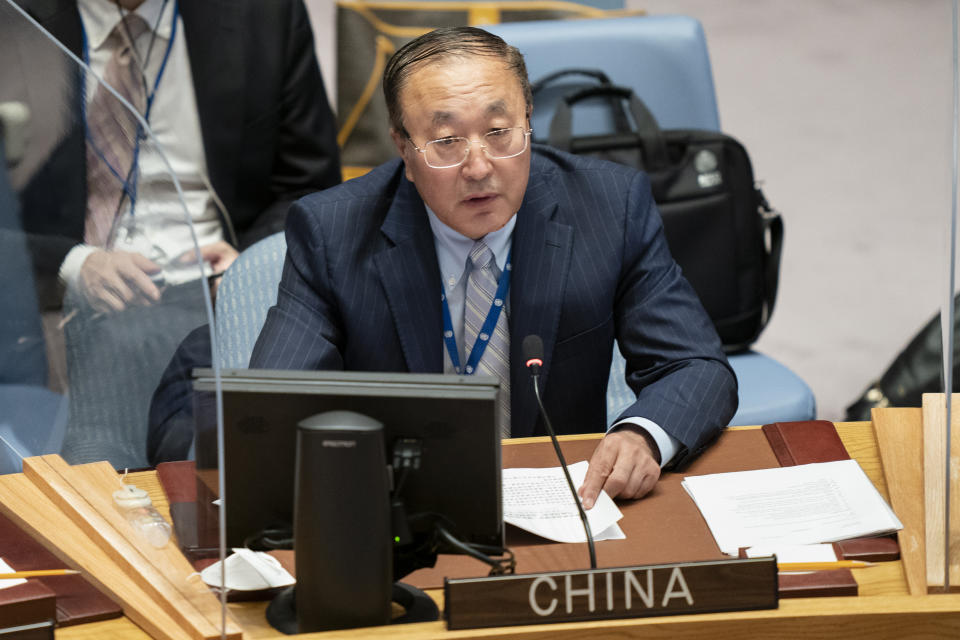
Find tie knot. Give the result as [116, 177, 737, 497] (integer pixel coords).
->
[469, 241, 495, 271]
[112, 13, 150, 50]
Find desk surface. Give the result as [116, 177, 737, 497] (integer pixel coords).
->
[56, 423, 960, 639]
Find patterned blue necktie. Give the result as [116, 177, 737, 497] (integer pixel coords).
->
[464, 241, 511, 437]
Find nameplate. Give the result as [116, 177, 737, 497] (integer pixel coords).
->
[443, 557, 777, 630]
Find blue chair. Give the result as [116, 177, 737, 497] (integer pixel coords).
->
[606, 346, 816, 428]
[488, 15, 721, 136]
[0, 385, 68, 474]
[215, 232, 288, 368]
[0, 120, 68, 474]
[488, 16, 816, 426]
[155, 238, 285, 463]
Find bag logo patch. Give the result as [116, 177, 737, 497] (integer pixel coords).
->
[694, 150, 722, 188]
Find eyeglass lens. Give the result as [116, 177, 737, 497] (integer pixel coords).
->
[424, 128, 527, 168]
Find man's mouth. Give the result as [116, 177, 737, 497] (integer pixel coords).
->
[463, 193, 497, 205]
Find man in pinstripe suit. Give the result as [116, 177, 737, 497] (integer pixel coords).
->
[251, 27, 737, 505]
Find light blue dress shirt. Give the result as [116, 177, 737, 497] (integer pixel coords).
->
[424, 207, 679, 467]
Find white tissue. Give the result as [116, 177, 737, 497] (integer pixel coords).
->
[200, 548, 295, 591]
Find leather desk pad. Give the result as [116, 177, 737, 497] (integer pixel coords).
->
[407, 428, 780, 589]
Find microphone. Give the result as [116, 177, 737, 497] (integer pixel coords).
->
[522, 335, 596, 569]
[523, 335, 543, 375]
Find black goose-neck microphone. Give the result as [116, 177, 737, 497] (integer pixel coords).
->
[522, 335, 596, 569]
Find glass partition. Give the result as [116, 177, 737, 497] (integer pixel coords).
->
[0, 0, 229, 635]
[945, 0, 959, 593]
[3, 0, 960, 636]
[637, 0, 959, 592]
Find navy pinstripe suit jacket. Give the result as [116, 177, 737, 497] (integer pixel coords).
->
[250, 146, 737, 468]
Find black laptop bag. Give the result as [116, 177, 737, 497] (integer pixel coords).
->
[534, 70, 783, 352]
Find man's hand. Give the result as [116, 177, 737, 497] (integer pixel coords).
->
[578, 428, 661, 508]
[78, 250, 162, 313]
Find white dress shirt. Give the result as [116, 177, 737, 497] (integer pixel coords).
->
[427, 206, 515, 370]
[425, 206, 679, 466]
[62, 0, 224, 288]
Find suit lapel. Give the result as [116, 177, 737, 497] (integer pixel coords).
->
[21, 0, 83, 55]
[509, 161, 573, 437]
[370, 156, 574, 427]
[373, 176, 444, 373]
[178, 0, 243, 212]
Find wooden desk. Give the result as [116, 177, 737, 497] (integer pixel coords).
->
[57, 423, 960, 639]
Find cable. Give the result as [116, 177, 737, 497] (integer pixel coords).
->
[244, 528, 293, 551]
[434, 524, 515, 576]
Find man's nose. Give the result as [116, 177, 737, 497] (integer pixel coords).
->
[460, 142, 493, 180]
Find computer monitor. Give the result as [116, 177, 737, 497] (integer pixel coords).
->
[192, 368, 504, 558]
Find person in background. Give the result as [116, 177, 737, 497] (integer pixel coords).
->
[3, 0, 341, 468]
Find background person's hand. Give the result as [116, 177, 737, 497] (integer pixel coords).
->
[198, 241, 238, 299]
[195, 240, 239, 276]
[578, 427, 661, 508]
[170, 241, 239, 299]
[171, 241, 240, 276]
[78, 250, 162, 313]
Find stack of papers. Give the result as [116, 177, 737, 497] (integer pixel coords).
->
[502, 461, 625, 543]
[682, 459, 902, 555]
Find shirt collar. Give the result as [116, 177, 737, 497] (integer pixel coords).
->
[426, 206, 517, 288]
[78, 0, 175, 52]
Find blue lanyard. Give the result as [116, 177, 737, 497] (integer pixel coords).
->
[80, 0, 178, 217]
[441, 250, 512, 375]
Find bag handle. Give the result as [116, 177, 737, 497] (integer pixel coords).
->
[757, 188, 784, 327]
[530, 68, 613, 95]
[718, 189, 783, 354]
[532, 69, 630, 134]
[548, 85, 670, 169]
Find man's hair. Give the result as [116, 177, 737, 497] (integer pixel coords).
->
[383, 26, 532, 135]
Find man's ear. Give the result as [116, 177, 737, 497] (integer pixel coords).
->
[389, 128, 414, 182]
[389, 128, 406, 157]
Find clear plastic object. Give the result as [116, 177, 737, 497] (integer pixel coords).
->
[113, 484, 172, 548]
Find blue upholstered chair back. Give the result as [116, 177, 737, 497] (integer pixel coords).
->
[486, 15, 721, 136]
[0, 135, 68, 474]
[606, 346, 816, 428]
[489, 15, 816, 427]
[215, 232, 288, 368]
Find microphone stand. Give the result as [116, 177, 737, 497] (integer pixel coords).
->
[527, 362, 597, 570]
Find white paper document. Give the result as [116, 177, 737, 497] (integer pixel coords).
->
[502, 460, 625, 543]
[744, 543, 838, 563]
[681, 459, 902, 555]
[0, 558, 26, 591]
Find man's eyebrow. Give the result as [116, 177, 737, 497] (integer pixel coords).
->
[428, 100, 512, 128]
[485, 99, 508, 115]
[431, 111, 454, 127]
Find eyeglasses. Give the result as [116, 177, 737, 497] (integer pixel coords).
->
[408, 127, 533, 169]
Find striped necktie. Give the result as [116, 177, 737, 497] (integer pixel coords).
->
[84, 14, 150, 247]
[464, 240, 511, 437]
